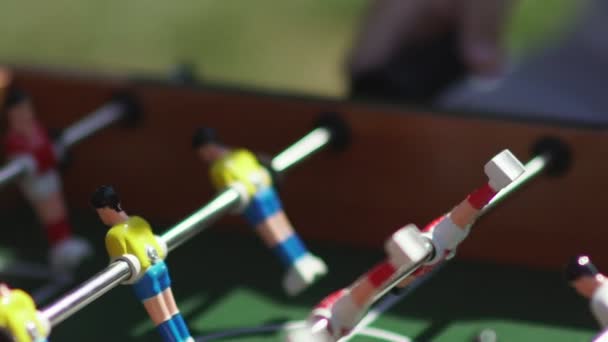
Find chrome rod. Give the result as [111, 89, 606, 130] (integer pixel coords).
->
[161, 187, 242, 252]
[58, 102, 125, 149]
[40, 260, 131, 326]
[271, 127, 332, 174]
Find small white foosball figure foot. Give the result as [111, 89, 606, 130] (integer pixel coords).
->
[283, 253, 328, 296]
[385, 224, 430, 267]
[485, 149, 525, 191]
[49, 236, 93, 272]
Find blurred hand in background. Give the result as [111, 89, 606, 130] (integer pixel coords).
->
[349, 0, 516, 77]
[348, 0, 516, 103]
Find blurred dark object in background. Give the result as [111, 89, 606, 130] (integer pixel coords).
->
[349, 31, 467, 105]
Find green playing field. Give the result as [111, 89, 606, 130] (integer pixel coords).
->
[0, 208, 598, 341]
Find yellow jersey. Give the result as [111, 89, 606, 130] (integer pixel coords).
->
[210, 149, 272, 196]
[105, 216, 165, 271]
[0, 288, 48, 342]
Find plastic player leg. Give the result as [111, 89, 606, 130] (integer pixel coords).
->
[283, 252, 328, 296]
[242, 187, 284, 227]
[385, 224, 430, 267]
[307, 288, 351, 340]
[244, 188, 327, 295]
[170, 314, 192, 342]
[272, 234, 308, 266]
[155, 320, 181, 342]
[134, 262, 185, 342]
[158, 274, 193, 341]
[485, 149, 525, 191]
[271, 214, 327, 295]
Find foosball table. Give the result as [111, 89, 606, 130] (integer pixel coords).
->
[0, 66, 605, 341]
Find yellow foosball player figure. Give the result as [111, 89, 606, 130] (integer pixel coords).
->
[192, 127, 328, 296]
[0, 284, 50, 342]
[90, 186, 194, 342]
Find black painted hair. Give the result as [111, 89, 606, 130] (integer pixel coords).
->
[90, 185, 122, 212]
[192, 127, 220, 149]
[1, 87, 29, 113]
[565, 255, 599, 282]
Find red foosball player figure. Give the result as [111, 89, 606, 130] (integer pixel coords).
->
[565, 255, 608, 329]
[91, 186, 194, 342]
[393, 150, 525, 290]
[291, 150, 525, 341]
[2, 87, 91, 271]
[192, 127, 328, 296]
[0, 283, 50, 342]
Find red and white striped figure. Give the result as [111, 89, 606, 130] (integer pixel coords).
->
[291, 150, 525, 342]
[400, 149, 525, 286]
[305, 225, 429, 340]
[286, 226, 429, 342]
[2, 88, 92, 271]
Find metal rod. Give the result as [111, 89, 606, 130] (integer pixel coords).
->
[0, 157, 30, 190]
[40, 260, 131, 326]
[57, 102, 126, 149]
[271, 127, 332, 174]
[161, 187, 242, 252]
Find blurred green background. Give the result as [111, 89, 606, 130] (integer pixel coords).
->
[0, 0, 582, 97]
